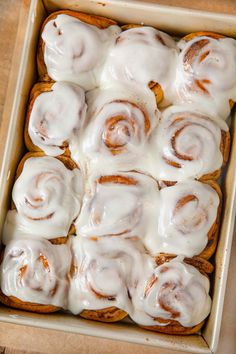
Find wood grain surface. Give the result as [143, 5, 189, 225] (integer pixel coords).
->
[0, 1, 236, 353]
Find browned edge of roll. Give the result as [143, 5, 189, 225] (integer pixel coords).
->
[80, 307, 128, 323]
[0, 291, 60, 314]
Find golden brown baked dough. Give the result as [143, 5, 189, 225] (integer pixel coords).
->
[24, 82, 72, 156]
[80, 307, 128, 323]
[0, 292, 60, 314]
[198, 180, 222, 259]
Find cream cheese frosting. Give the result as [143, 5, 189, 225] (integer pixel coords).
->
[28, 82, 87, 156]
[174, 35, 236, 118]
[42, 14, 121, 90]
[101, 26, 178, 104]
[3, 156, 83, 242]
[75, 172, 159, 241]
[0, 238, 71, 308]
[4, 21, 235, 329]
[130, 256, 211, 327]
[144, 180, 220, 257]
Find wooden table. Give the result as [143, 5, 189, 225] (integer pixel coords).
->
[0, 1, 236, 353]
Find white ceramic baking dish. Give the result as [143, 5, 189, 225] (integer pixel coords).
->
[0, 1, 236, 353]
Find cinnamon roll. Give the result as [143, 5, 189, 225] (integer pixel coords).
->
[24, 82, 87, 157]
[68, 236, 153, 322]
[101, 25, 178, 105]
[3, 153, 83, 243]
[38, 10, 121, 90]
[175, 32, 236, 118]
[78, 87, 159, 173]
[75, 172, 159, 240]
[154, 105, 230, 182]
[130, 255, 212, 334]
[144, 180, 221, 259]
[0, 238, 71, 313]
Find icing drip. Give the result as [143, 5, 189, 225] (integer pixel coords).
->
[42, 14, 121, 90]
[174, 35, 236, 118]
[0, 238, 71, 308]
[28, 82, 87, 156]
[130, 256, 211, 327]
[3, 156, 83, 242]
[145, 180, 219, 257]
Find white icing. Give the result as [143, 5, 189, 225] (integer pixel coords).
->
[130, 256, 211, 327]
[151, 105, 228, 181]
[145, 180, 219, 257]
[0, 236, 212, 326]
[0, 238, 71, 308]
[5, 24, 233, 328]
[71, 85, 160, 174]
[72, 103, 227, 182]
[75, 172, 159, 242]
[28, 82, 87, 156]
[101, 26, 178, 103]
[68, 236, 155, 314]
[42, 14, 121, 90]
[174, 35, 236, 118]
[3, 156, 83, 242]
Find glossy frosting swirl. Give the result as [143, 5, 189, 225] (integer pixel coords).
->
[175, 34, 236, 117]
[0, 238, 71, 307]
[3, 156, 83, 242]
[28, 82, 87, 156]
[130, 256, 211, 327]
[144, 180, 220, 257]
[153, 105, 228, 181]
[42, 14, 121, 90]
[68, 236, 154, 314]
[101, 26, 178, 102]
[75, 172, 159, 241]
[76, 86, 159, 173]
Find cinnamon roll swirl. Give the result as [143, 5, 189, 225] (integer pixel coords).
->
[68, 236, 153, 322]
[145, 180, 221, 259]
[130, 255, 212, 334]
[75, 172, 159, 240]
[38, 11, 121, 90]
[79, 88, 159, 173]
[25, 82, 87, 157]
[3, 153, 83, 243]
[0, 238, 71, 312]
[101, 26, 178, 104]
[154, 105, 230, 182]
[175, 32, 236, 118]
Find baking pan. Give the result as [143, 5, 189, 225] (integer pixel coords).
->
[0, 1, 236, 353]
